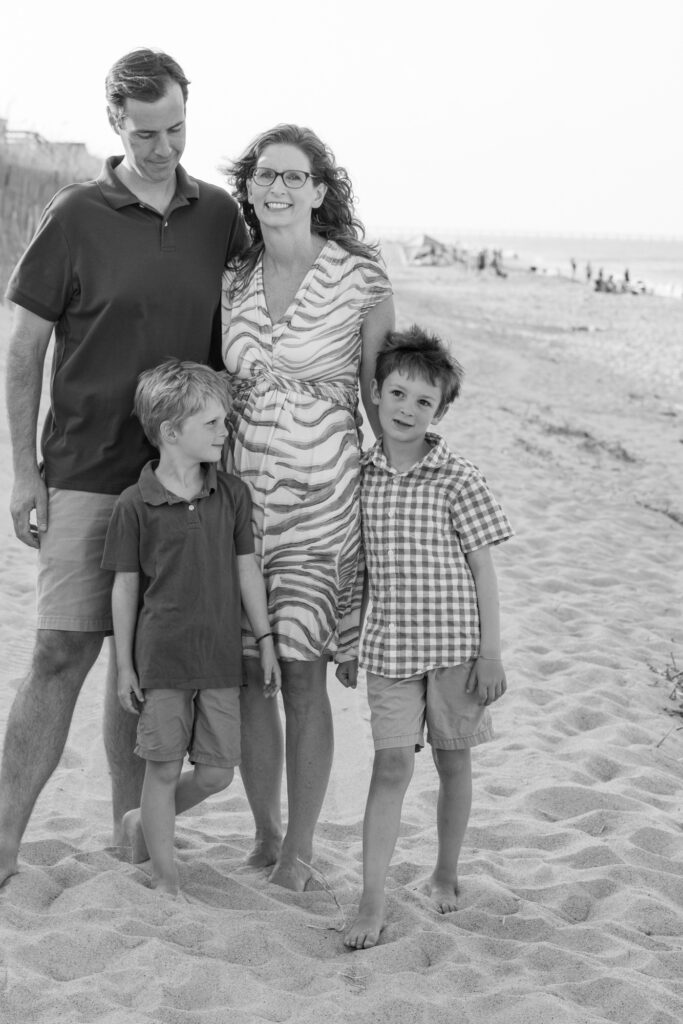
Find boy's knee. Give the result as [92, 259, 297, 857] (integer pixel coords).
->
[432, 746, 471, 777]
[194, 764, 234, 796]
[373, 747, 414, 788]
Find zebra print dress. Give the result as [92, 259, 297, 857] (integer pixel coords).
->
[221, 240, 392, 662]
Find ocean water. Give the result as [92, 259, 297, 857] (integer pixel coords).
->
[377, 229, 683, 298]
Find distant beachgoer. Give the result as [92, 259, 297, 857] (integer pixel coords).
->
[0, 47, 248, 888]
[570, 258, 577, 277]
[101, 361, 279, 895]
[338, 326, 513, 949]
[595, 268, 605, 292]
[586, 262, 593, 283]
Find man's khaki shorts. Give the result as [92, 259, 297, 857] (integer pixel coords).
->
[135, 688, 241, 768]
[36, 488, 118, 632]
[366, 663, 494, 751]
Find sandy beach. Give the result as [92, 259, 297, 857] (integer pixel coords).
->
[1, 256, 682, 1023]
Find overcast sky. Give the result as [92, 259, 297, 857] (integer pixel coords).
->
[1, 0, 681, 238]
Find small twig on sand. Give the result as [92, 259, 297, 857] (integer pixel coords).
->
[298, 858, 347, 933]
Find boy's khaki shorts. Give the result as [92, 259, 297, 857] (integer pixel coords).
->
[37, 488, 118, 632]
[366, 663, 494, 751]
[136, 688, 241, 768]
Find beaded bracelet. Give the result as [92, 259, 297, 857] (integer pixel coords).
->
[255, 632, 274, 644]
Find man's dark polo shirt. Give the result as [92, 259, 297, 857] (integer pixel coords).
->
[101, 462, 254, 689]
[6, 157, 248, 494]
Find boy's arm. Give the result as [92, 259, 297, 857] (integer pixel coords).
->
[237, 553, 281, 697]
[465, 545, 507, 706]
[111, 571, 144, 714]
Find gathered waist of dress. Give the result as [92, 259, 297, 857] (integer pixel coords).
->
[230, 368, 358, 412]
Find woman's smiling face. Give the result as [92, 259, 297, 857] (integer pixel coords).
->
[247, 144, 326, 229]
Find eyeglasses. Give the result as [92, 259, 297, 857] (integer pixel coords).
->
[251, 168, 315, 189]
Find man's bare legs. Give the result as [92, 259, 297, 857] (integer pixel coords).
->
[102, 637, 145, 845]
[270, 656, 333, 891]
[0, 629, 104, 886]
[426, 746, 472, 913]
[239, 658, 284, 868]
[344, 745, 414, 949]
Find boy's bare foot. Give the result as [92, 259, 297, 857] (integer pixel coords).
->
[245, 833, 282, 869]
[121, 809, 149, 863]
[425, 873, 459, 914]
[344, 895, 385, 949]
[268, 857, 311, 892]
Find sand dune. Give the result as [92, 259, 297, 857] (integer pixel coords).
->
[1, 263, 682, 1023]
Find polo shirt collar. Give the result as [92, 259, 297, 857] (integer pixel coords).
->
[138, 461, 218, 506]
[361, 432, 450, 472]
[97, 156, 200, 210]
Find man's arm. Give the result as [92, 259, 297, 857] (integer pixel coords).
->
[6, 306, 54, 547]
[111, 571, 144, 714]
[465, 544, 507, 706]
[237, 553, 281, 697]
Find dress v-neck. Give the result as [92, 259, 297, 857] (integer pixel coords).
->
[258, 240, 331, 331]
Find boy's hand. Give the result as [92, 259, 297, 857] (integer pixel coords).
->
[467, 657, 507, 706]
[335, 659, 358, 689]
[118, 666, 144, 714]
[259, 641, 281, 698]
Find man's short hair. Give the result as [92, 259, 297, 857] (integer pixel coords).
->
[105, 48, 190, 125]
[135, 360, 229, 447]
[375, 325, 464, 415]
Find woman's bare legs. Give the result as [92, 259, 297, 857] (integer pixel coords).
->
[269, 656, 333, 890]
[239, 657, 284, 867]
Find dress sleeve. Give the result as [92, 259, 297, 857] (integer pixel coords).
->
[357, 255, 393, 318]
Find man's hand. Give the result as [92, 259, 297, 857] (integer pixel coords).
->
[336, 659, 359, 689]
[10, 470, 48, 548]
[118, 666, 144, 715]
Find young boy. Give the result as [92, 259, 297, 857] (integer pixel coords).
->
[101, 360, 280, 895]
[338, 325, 512, 948]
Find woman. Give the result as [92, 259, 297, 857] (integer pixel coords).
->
[221, 124, 394, 890]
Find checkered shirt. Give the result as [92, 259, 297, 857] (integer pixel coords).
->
[359, 433, 513, 677]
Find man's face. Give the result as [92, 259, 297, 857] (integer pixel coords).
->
[113, 81, 186, 185]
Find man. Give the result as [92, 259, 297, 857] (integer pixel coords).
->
[0, 48, 248, 886]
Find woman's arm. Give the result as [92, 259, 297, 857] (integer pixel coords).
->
[359, 296, 395, 439]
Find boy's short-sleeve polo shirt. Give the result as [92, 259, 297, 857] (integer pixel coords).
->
[101, 462, 254, 689]
[359, 434, 513, 677]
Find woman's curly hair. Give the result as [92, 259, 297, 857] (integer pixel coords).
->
[226, 124, 379, 295]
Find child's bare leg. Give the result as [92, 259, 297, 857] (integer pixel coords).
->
[140, 759, 183, 895]
[123, 764, 234, 863]
[427, 747, 472, 913]
[344, 746, 414, 950]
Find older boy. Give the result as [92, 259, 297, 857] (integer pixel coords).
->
[338, 325, 512, 948]
[101, 361, 279, 895]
